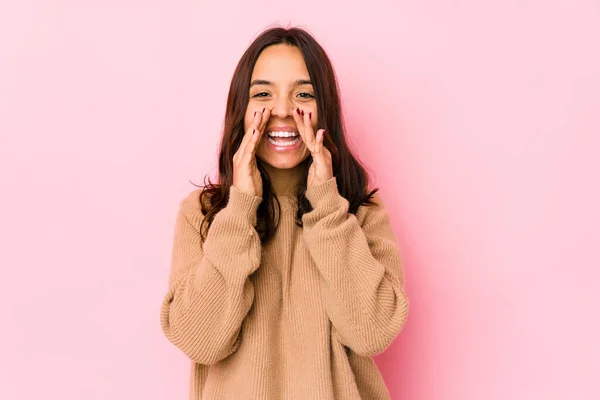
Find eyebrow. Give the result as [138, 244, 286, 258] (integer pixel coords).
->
[249, 79, 313, 88]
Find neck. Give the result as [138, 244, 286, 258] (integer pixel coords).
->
[259, 160, 307, 198]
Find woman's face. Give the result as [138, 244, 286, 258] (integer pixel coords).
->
[245, 44, 318, 170]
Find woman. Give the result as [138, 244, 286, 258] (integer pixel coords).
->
[160, 26, 409, 399]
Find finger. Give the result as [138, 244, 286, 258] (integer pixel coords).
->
[245, 107, 270, 160]
[256, 107, 270, 136]
[293, 107, 315, 152]
[315, 129, 325, 155]
[316, 130, 334, 168]
[249, 107, 269, 152]
[310, 129, 325, 166]
[292, 107, 304, 143]
[237, 109, 264, 159]
[304, 110, 317, 148]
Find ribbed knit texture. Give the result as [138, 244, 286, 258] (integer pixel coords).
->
[160, 165, 409, 399]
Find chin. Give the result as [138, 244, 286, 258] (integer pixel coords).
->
[257, 153, 309, 170]
[260, 157, 300, 169]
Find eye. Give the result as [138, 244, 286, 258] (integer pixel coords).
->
[298, 92, 315, 99]
[252, 92, 270, 98]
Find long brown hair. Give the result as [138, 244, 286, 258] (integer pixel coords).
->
[194, 26, 378, 244]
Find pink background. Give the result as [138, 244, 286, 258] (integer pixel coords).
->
[1, 1, 599, 399]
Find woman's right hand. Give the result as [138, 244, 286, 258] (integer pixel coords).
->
[232, 107, 270, 197]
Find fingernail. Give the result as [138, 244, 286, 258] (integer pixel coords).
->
[323, 130, 326, 136]
[296, 108, 300, 114]
[309, 112, 312, 120]
[262, 107, 265, 113]
[252, 128, 255, 135]
[301, 110, 304, 116]
[254, 111, 256, 117]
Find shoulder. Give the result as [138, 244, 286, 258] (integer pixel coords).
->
[355, 190, 390, 227]
[178, 188, 210, 225]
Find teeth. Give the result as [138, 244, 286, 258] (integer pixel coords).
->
[267, 131, 298, 138]
[268, 137, 300, 146]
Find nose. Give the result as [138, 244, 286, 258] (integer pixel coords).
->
[269, 95, 294, 120]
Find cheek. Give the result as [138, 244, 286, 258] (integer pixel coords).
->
[255, 139, 268, 160]
[243, 111, 252, 131]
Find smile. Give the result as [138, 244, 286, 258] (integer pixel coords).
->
[267, 131, 300, 146]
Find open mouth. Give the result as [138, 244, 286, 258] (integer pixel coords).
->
[266, 131, 300, 147]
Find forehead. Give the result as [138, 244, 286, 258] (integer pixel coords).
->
[251, 44, 309, 80]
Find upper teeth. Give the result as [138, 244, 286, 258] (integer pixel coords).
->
[268, 131, 298, 138]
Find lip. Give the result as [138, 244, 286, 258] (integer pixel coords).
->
[265, 125, 298, 133]
[264, 126, 303, 152]
[266, 136, 303, 152]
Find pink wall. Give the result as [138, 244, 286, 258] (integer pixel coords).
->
[1, 1, 598, 399]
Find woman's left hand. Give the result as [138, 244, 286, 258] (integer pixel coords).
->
[294, 108, 334, 189]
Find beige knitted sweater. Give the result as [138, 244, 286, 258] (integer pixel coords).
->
[160, 165, 409, 399]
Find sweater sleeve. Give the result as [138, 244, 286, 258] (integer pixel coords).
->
[160, 186, 262, 364]
[302, 177, 409, 356]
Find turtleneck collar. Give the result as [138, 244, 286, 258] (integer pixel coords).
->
[259, 159, 307, 198]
